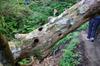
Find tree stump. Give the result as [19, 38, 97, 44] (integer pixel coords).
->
[0, 34, 15, 66]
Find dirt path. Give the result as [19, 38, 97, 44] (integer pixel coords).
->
[80, 31, 100, 66]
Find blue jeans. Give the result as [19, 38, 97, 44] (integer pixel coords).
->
[87, 16, 100, 39]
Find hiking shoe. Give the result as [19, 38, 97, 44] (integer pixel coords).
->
[90, 38, 95, 42]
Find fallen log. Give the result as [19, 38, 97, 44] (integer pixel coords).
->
[14, 0, 100, 60]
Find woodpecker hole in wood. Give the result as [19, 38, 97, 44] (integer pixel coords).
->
[58, 33, 62, 36]
[34, 39, 39, 43]
[38, 27, 43, 31]
[32, 38, 39, 47]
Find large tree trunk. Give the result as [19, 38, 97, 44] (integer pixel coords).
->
[14, 0, 100, 60]
[0, 34, 15, 66]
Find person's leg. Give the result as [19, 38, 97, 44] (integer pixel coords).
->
[96, 21, 100, 38]
[87, 19, 94, 39]
[90, 20, 99, 41]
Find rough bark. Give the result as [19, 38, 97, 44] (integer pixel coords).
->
[0, 34, 15, 66]
[14, 0, 100, 60]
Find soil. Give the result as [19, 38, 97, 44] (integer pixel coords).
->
[79, 31, 100, 66]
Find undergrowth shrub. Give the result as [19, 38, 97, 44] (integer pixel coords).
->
[59, 23, 88, 66]
[59, 32, 80, 66]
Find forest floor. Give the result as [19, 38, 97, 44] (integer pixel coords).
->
[32, 31, 100, 66]
[79, 31, 100, 66]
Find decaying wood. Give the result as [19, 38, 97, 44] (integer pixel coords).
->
[13, 0, 100, 60]
[0, 34, 15, 66]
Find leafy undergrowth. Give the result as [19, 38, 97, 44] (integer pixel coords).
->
[59, 23, 88, 66]
[60, 32, 80, 66]
[18, 58, 30, 65]
[0, 0, 77, 39]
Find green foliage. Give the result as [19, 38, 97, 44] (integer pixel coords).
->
[59, 23, 87, 66]
[0, 0, 77, 39]
[18, 57, 31, 65]
[78, 22, 88, 30]
[59, 32, 80, 66]
[0, 0, 32, 39]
